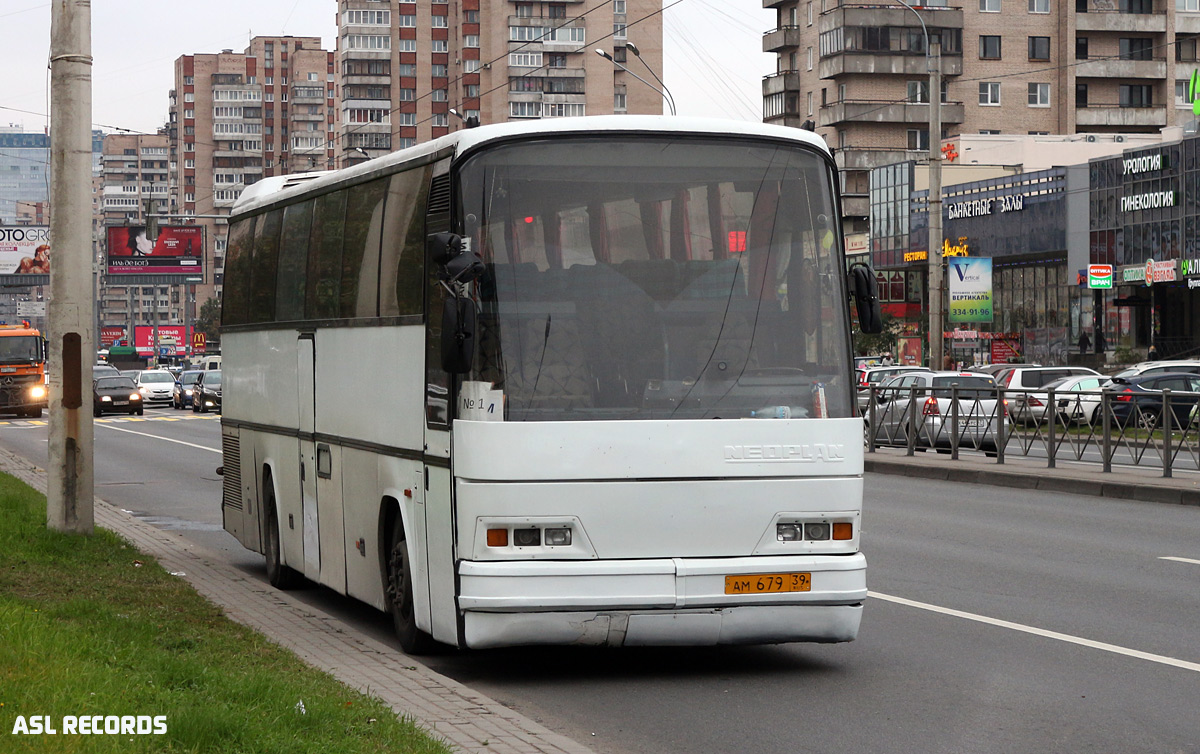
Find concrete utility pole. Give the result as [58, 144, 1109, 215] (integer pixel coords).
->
[927, 38, 944, 369]
[47, 0, 94, 534]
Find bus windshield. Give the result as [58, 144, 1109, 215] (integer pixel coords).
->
[457, 136, 851, 421]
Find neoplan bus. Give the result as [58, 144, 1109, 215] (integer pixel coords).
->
[219, 115, 883, 653]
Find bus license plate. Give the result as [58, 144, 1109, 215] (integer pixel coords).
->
[724, 573, 811, 594]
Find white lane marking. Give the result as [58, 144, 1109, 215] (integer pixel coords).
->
[869, 591, 1200, 674]
[97, 423, 221, 454]
[1160, 556, 1200, 566]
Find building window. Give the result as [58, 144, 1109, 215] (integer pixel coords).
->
[1076, 37, 1089, 59]
[979, 129, 1000, 135]
[1120, 84, 1153, 107]
[464, 35, 479, 48]
[344, 34, 390, 50]
[1182, 0, 1200, 10]
[615, 85, 627, 112]
[397, 14, 416, 27]
[431, 40, 448, 52]
[1029, 0, 1050, 11]
[548, 53, 568, 68]
[1176, 80, 1195, 107]
[907, 129, 929, 150]
[807, 46, 813, 70]
[515, 3, 533, 17]
[1028, 36, 1050, 60]
[1178, 36, 1199, 61]
[431, 64, 448, 77]
[907, 81, 929, 102]
[544, 103, 585, 117]
[464, 59, 481, 73]
[431, 15, 448, 27]
[1076, 83, 1088, 107]
[806, 91, 813, 115]
[979, 35, 1002, 59]
[1028, 82, 1050, 106]
[979, 81, 1001, 105]
[397, 63, 416, 76]
[465, 10, 479, 22]
[344, 9, 389, 25]
[614, 0, 626, 11]
[510, 51, 543, 67]
[432, 113, 449, 127]
[397, 39, 416, 52]
[510, 101, 542, 118]
[431, 89, 448, 102]
[614, 23, 627, 39]
[980, 0, 1001, 10]
[1119, 37, 1153, 60]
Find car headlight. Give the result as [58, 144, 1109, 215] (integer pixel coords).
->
[184, 388, 193, 395]
[101, 396, 112, 402]
[130, 393, 141, 400]
[139, 387, 149, 394]
[29, 385, 45, 399]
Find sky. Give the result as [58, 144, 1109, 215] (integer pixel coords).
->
[0, 1, 774, 136]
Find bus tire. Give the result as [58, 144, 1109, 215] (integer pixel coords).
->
[387, 518, 436, 655]
[264, 481, 301, 590]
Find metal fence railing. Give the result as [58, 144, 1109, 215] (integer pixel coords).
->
[863, 384, 1200, 477]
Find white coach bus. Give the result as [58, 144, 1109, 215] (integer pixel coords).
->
[219, 116, 882, 653]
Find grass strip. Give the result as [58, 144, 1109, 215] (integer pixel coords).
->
[0, 473, 452, 754]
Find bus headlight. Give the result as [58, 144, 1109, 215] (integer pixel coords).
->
[29, 385, 45, 399]
[543, 528, 572, 546]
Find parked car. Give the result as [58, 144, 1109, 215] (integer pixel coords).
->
[192, 369, 222, 413]
[870, 371, 1003, 454]
[93, 363, 121, 379]
[1005, 367, 1103, 423]
[1040, 374, 1111, 425]
[1107, 372, 1200, 429]
[1110, 360, 1200, 380]
[134, 369, 175, 405]
[855, 365, 931, 412]
[971, 362, 1040, 377]
[172, 370, 203, 409]
[92, 376, 143, 417]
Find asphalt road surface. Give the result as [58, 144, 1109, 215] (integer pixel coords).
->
[3, 410, 1198, 754]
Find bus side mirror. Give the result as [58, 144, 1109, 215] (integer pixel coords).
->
[428, 232, 485, 284]
[441, 297, 476, 374]
[848, 263, 883, 334]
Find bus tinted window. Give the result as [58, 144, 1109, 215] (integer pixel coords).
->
[277, 200, 313, 322]
[307, 190, 347, 319]
[380, 166, 431, 317]
[341, 179, 388, 318]
[250, 210, 284, 323]
[223, 216, 256, 326]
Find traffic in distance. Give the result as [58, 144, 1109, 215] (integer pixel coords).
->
[216, 115, 884, 653]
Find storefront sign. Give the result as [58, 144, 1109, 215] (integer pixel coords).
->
[946, 195, 1024, 220]
[1189, 278, 1200, 290]
[1181, 258, 1200, 277]
[1121, 265, 1146, 283]
[1120, 190, 1176, 212]
[1121, 153, 1165, 175]
[1145, 259, 1177, 286]
[1087, 264, 1113, 289]
[947, 257, 993, 324]
[845, 233, 868, 256]
[903, 237, 970, 263]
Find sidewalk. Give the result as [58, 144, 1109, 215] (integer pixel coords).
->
[0, 447, 595, 754]
[865, 447, 1200, 506]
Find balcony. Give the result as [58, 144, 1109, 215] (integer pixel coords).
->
[762, 69, 803, 96]
[1179, 11, 1200, 33]
[763, 0, 791, 8]
[1075, 58, 1166, 78]
[1075, 104, 1166, 127]
[1074, 8, 1166, 33]
[819, 4, 963, 35]
[820, 52, 963, 78]
[763, 26, 805, 53]
[820, 99, 964, 127]
[834, 147, 926, 172]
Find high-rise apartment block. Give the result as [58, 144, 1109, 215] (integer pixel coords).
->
[169, 37, 336, 311]
[99, 132, 177, 330]
[763, 0, 1200, 231]
[336, 0, 663, 166]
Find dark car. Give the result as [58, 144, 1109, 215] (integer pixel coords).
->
[1108, 372, 1200, 428]
[192, 369, 222, 413]
[173, 370, 203, 409]
[93, 376, 143, 417]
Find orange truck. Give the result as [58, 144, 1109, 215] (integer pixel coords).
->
[0, 323, 47, 418]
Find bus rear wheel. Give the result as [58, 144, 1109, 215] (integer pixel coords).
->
[387, 518, 435, 655]
[264, 482, 301, 590]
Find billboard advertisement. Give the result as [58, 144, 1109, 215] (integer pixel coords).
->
[947, 257, 994, 324]
[106, 225, 203, 277]
[99, 326, 127, 347]
[0, 225, 51, 275]
[133, 325, 192, 357]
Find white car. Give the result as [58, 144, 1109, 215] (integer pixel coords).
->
[1028, 374, 1110, 425]
[134, 369, 175, 405]
[1110, 360, 1200, 380]
[870, 371, 1004, 454]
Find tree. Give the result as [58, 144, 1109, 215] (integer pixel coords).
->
[195, 296, 221, 348]
[853, 313, 904, 357]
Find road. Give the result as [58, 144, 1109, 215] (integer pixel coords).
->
[3, 409, 1198, 753]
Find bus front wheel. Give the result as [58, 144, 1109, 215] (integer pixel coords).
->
[387, 518, 436, 655]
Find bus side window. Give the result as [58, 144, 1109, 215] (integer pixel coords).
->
[342, 179, 388, 318]
[307, 190, 347, 320]
[379, 165, 431, 317]
[249, 210, 284, 324]
[276, 200, 313, 322]
[223, 216, 257, 327]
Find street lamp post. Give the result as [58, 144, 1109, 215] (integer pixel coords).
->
[625, 42, 676, 117]
[894, 0, 943, 369]
[594, 48, 676, 116]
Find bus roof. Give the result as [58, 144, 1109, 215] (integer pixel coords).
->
[232, 115, 831, 218]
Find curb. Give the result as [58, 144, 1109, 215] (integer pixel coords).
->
[0, 448, 595, 754]
[864, 458, 1200, 507]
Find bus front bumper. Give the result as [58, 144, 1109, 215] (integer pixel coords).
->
[457, 553, 866, 648]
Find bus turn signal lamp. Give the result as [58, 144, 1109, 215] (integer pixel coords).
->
[486, 529, 508, 547]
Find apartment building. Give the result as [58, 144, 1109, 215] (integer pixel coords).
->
[763, 0, 1200, 232]
[169, 37, 336, 315]
[336, 0, 663, 167]
[98, 132, 178, 331]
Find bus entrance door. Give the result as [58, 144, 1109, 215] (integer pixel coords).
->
[297, 336, 322, 581]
